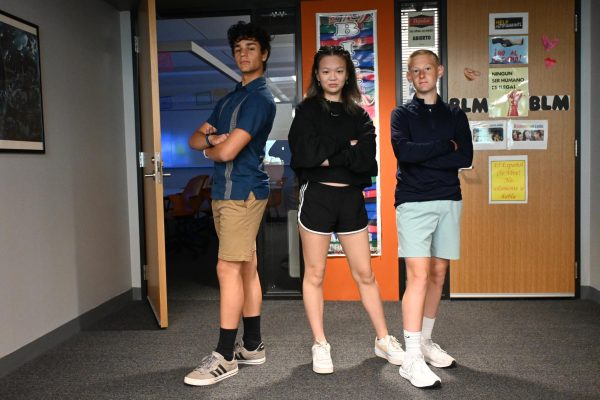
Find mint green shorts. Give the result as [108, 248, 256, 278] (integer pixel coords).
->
[395, 200, 462, 260]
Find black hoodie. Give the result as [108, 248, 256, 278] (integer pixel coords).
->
[289, 96, 378, 188]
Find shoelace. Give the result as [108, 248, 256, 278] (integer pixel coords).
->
[427, 342, 447, 354]
[314, 344, 330, 360]
[195, 354, 218, 372]
[406, 356, 428, 374]
[388, 335, 403, 351]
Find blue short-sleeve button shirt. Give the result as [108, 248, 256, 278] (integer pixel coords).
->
[207, 76, 276, 200]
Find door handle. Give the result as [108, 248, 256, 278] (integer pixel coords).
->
[144, 172, 171, 178]
[142, 153, 170, 182]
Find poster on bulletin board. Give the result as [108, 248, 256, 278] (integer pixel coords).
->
[488, 67, 529, 118]
[469, 120, 507, 150]
[489, 155, 528, 204]
[507, 120, 548, 150]
[489, 35, 528, 65]
[489, 12, 528, 35]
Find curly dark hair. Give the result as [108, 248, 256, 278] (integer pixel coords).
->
[306, 46, 362, 114]
[227, 21, 272, 72]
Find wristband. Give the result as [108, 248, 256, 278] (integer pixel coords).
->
[202, 149, 208, 158]
[205, 134, 214, 148]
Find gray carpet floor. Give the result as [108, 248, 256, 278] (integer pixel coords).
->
[1, 295, 599, 399]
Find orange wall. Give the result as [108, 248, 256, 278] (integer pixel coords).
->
[300, 0, 399, 301]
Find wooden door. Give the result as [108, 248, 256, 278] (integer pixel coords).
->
[138, 0, 169, 325]
[447, 0, 576, 296]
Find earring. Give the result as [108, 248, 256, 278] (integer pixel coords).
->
[317, 80, 321, 86]
[345, 80, 348, 85]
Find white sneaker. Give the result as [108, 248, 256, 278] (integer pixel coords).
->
[374, 335, 405, 365]
[421, 339, 456, 368]
[399, 356, 441, 388]
[311, 342, 333, 374]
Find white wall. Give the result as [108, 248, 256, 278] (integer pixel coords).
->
[0, 0, 133, 358]
[120, 12, 142, 291]
[581, 0, 600, 292]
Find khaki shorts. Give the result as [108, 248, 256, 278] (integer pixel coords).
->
[211, 192, 267, 262]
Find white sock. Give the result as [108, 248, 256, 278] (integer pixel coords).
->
[403, 330, 422, 359]
[422, 316, 436, 342]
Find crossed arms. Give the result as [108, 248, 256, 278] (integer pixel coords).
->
[188, 122, 251, 162]
[390, 109, 473, 170]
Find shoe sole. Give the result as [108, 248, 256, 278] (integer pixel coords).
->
[374, 347, 403, 366]
[399, 369, 441, 389]
[184, 368, 238, 386]
[236, 357, 266, 365]
[426, 359, 456, 369]
[313, 365, 334, 374]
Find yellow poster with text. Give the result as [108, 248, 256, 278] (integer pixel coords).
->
[489, 155, 528, 204]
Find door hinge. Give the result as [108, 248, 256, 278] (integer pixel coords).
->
[139, 152, 145, 168]
[575, 13, 578, 33]
[574, 261, 578, 280]
[575, 139, 578, 158]
[143, 264, 147, 280]
[134, 35, 139, 54]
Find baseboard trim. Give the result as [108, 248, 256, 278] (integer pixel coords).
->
[451, 292, 575, 298]
[581, 285, 600, 304]
[0, 289, 135, 378]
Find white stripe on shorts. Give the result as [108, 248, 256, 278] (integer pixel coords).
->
[297, 182, 308, 227]
[297, 182, 332, 235]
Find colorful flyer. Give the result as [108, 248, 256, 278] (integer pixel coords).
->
[489, 12, 528, 35]
[489, 155, 528, 204]
[489, 36, 528, 65]
[408, 11, 435, 47]
[469, 120, 507, 150]
[488, 67, 529, 118]
[507, 120, 548, 150]
[317, 11, 381, 256]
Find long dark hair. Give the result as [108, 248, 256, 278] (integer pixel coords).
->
[305, 46, 362, 114]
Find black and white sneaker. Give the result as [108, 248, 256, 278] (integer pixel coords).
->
[234, 341, 266, 365]
[184, 352, 238, 386]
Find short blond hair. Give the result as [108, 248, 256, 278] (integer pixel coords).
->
[408, 49, 440, 67]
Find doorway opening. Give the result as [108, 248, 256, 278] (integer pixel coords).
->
[156, 9, 303, 301]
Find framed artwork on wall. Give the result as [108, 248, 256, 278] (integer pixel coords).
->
[0, 10, 45, 152]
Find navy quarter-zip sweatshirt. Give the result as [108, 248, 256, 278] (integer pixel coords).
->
[391, 95, 473, 206]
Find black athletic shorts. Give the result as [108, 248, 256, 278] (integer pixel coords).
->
[298, 182, 368, 235]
